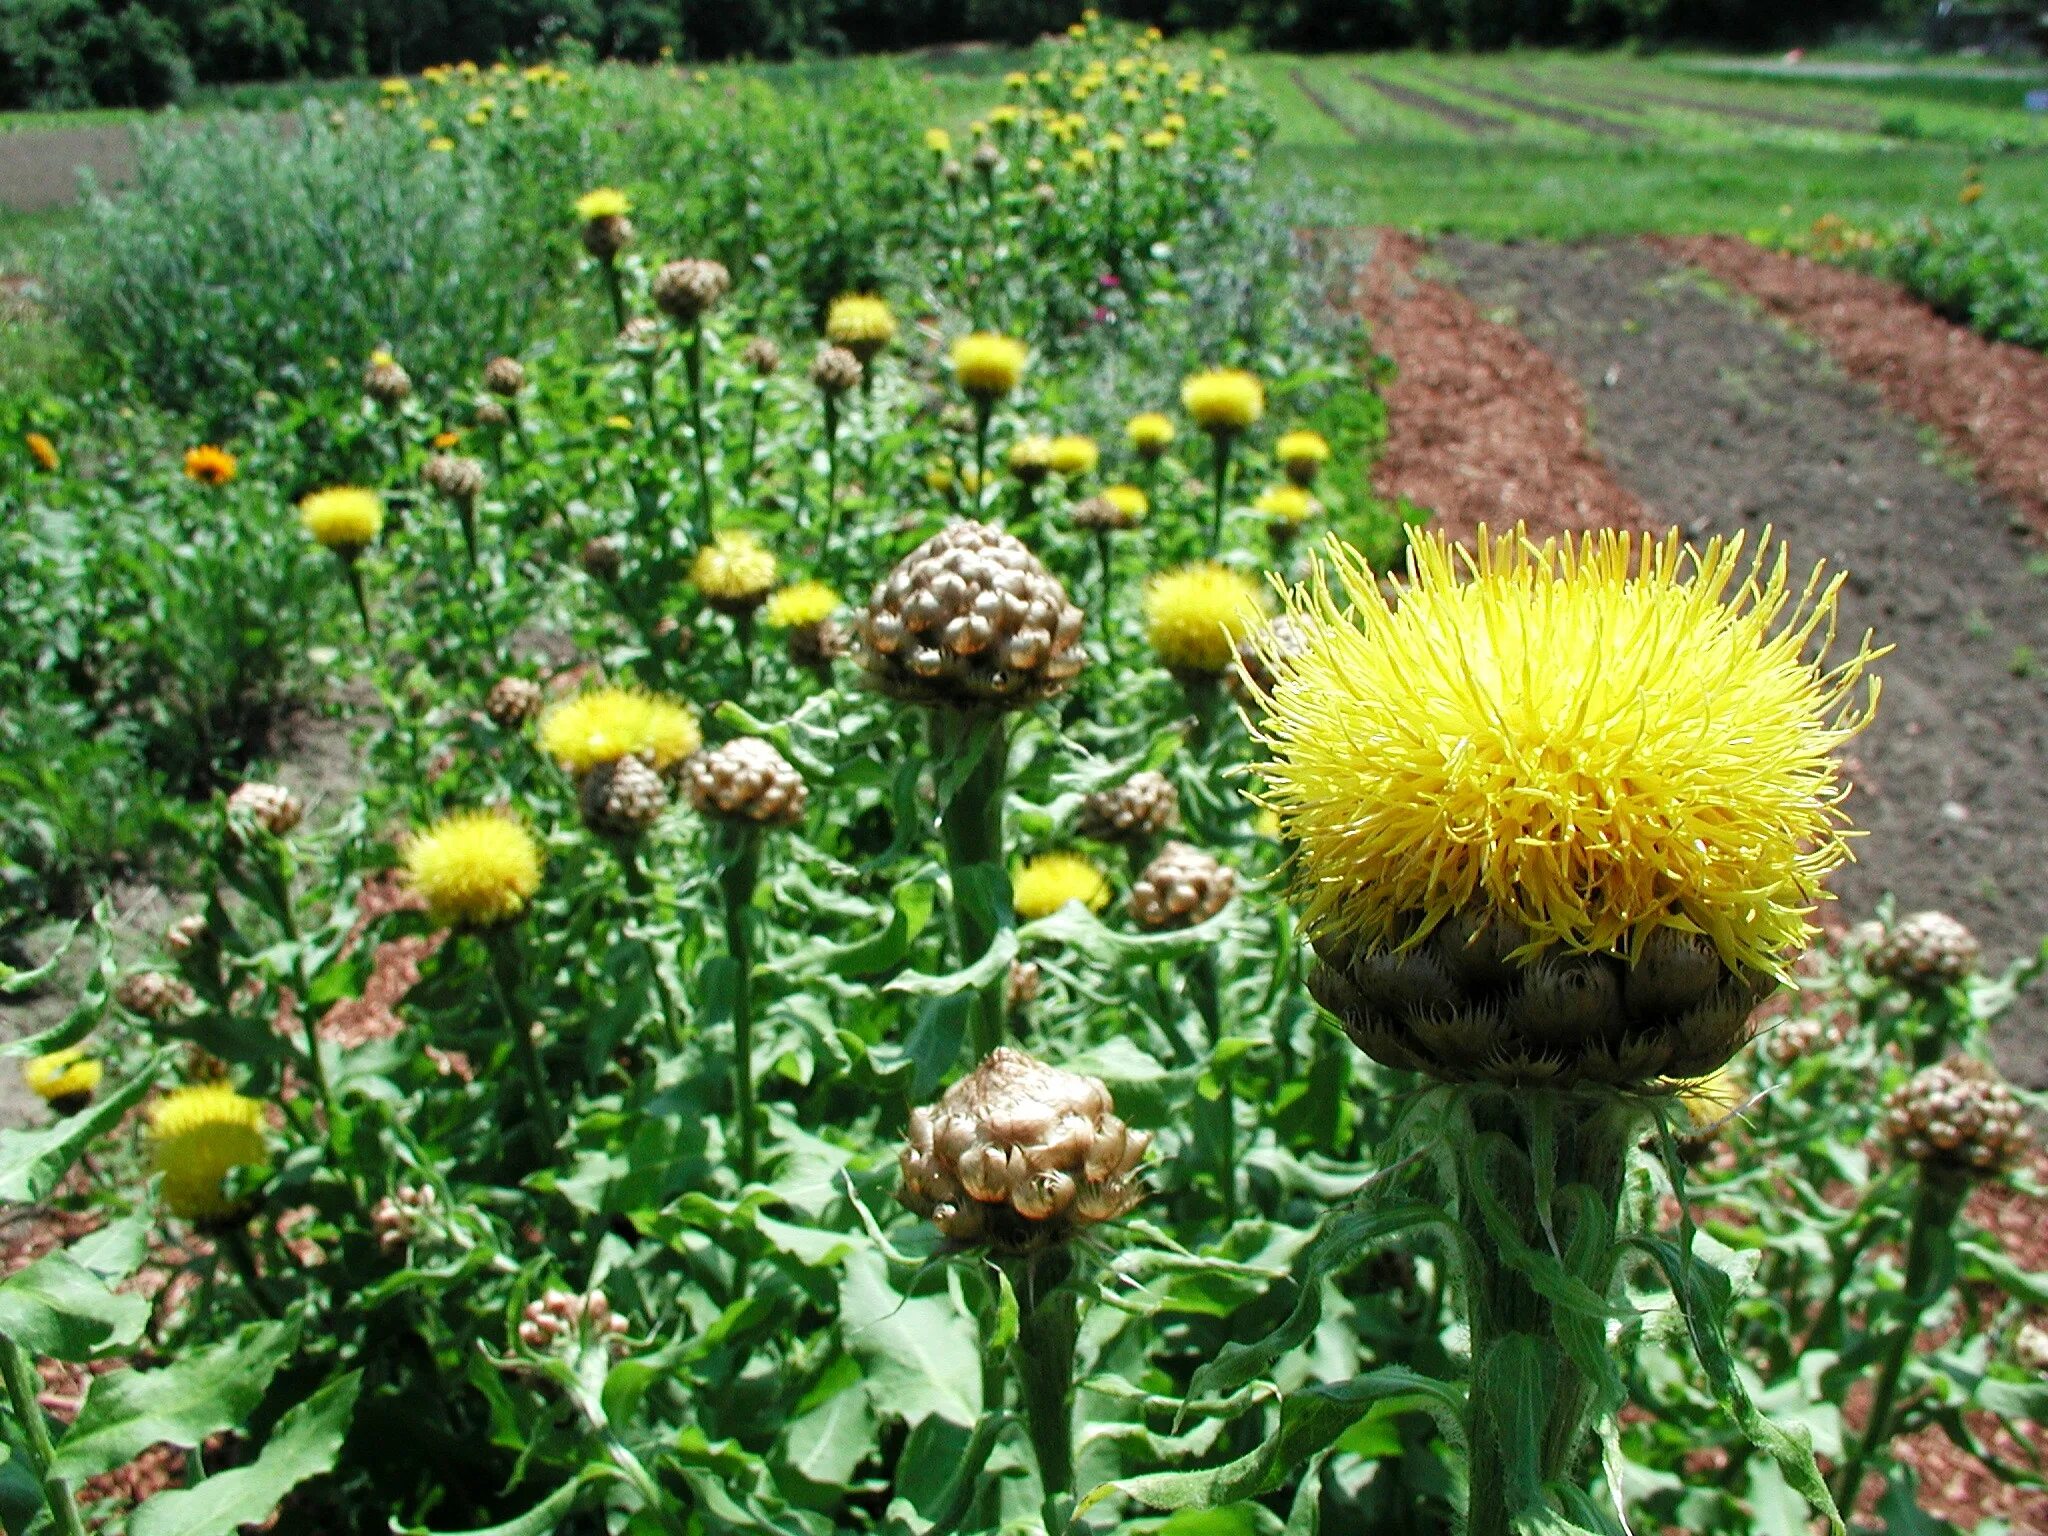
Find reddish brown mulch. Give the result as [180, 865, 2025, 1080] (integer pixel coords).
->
[1651, 236, 2048, 535]
[1353, 231, 1657, 543]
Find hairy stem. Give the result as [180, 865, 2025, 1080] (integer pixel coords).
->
[0, 1332, 91, 1536]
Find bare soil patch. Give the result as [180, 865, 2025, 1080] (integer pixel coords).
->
[1352, 230, 1653, 544]
[1652, 236, 2048, 534]
[1428, 235, 2048, 1089]
[1349, 70, 1511, 135]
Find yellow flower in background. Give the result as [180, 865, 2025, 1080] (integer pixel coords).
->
[1004, 71, 1030, 90]
[539, 686, 701, 775]
[1144, 563, 1266, 675]
[183, 444, 238, 485]
[1162, 111, 1187, 132]
[1008, 435, 1055, 480]
[432, 429, 462, 449]
[604, 413, 634, 431]
[25, 1047, 101, 1109]
[1256, 485, 1318, 525]
[924, 458, 957, 495]
[1248, 525, 1882, 979]
[298, 486, 383, 553]
[1141, 129, 1174, 151]
[764, 580, 840, 630]
[1125, 411, 1175, 456]
[951, 332, 1028, 401]
[575, 186, 631, 221]
[1013, 852, 1112, 920]
[1276, 428, 1331, 480]
[923, 126, 952, 155]
[825, 293, 897, 357]
[380, 77, 412, 96]
[24, 432, 58, 471]
[690, 530, 778, 605]
[150, 1083, 270, 1223]
[1101, 132, 1127, 156]
[1068, 147, 1097, 174]
[1047, 434, 1099, 477]
[427, 136, 456, 153]
[404, 810, 544, 928]
[1102, 483, 1149, 521]
[1181, 368, 1265, 435]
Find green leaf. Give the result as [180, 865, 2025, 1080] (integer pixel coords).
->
[0, 1050, 167, 1204]
[883, 927, 1017, 998]
[0, 1248, 150, 1360]
[53, 1319, 301, 1482]
[393, 1468, 609, 1536]
[1079, 1368, 1464, 1515]
[838, 1249, 981, 1429]
[128, 1371, 362, 1536]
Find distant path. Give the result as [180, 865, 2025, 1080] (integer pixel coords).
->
[1508, 68, 1877, 133]
[1350, 69, 1512, 135]
[1410, 76, 1643, 139]
[0, 124, 139, 211]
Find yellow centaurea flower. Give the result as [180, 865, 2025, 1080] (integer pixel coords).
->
[1013, 852, 1112, 920]
[1143, 563, 1265, 676]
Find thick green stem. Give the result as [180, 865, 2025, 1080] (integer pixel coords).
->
[1206, 432, 1231, 558]
[683, 326, 714, 548]
[342, 556, 374, 641]
[221, 1225, 281, 1319]
[972, 402, 991, 514]
[1458, 1094, 1632, 1536]
[486, 930, 561, 1155]
[1094, 528, 1114, 646]
[615, 839, 686, 1053]
[717, 828, 763, 1188]
[932, 711, 1009, 1060]
[602, 261, 628, 337]
[820, 393, 842, 571]
[1003, 1248, 1079, 1535]
[1830, 1171, 1968, 1512]
[0, 1332, 91, 1536]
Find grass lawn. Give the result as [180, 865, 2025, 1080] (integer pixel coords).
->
[1250, 49, 2048, 239]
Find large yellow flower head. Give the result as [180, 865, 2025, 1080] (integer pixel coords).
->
[1249, 525, 1882, 981]
[403, 810, 544, 928]
[574, 186, 631, 221]
[1181, 368, 1265, 436]
[1013, 852, 1112, 920]
[1125, 411, 1176, 457]
[690, 530, 778, 607]
[764, 579, 840, 630]
[538, 686, 702, 775]
[299, 486, 383, 554]
[25, 1047, 101, 1108]
[1047, 433, 1099, 478]
[951, 332, 1029, 402]
[1143, 562, 1265, 676]
[150, 1084, 270, 1223]
[825, 293, 897, 359]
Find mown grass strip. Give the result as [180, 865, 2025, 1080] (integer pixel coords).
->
[1350, 69, 1511, 137]
[1413, 74, 1642, 141]
[1288, 66, 1364, 141]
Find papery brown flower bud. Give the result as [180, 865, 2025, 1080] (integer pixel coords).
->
[227, 781, 303, 839]
[899, 1046, 1148, 1250]
[858, 521, 1086, 709]
[652, 258, 731, 323]
[788, 616, 850, 669]
[580, 536, 623, 583]
[422, 453, 486, 504]
[1760, 1014, 1839, 1068]
[475, 400, 512, 430]
[682, 737, 807, 827]
[810, 344, 863, 396]
[581, 213, 634, 260]
[116, 971, 192, 1022]
[618, 316, 663, 356]
[486, 675, 543, 729]
[1884, 1057, 2029, 1175]
[1867, 911, 1979, 991]
[363, 358, 412, 404]
[578, 756, 668, 836]
[742, 336, 783, 376]
[482, 356, 526, 397]
[1130, 841, 1235, 931]
[1077, 771, 1178, 845]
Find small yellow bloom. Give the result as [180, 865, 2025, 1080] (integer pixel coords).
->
[1182, 369, 1265, 435]
[1249, 525, 1883, 978]
[183, 445, 237, 485]
[1047, 434, 1099, 477]
[1141, 129, 1174, 152]
[763, 580, 840, 630]
[25, 1047, 101, 1108]
[1276, 429, 1331, 478]
[1673, 1068, 1747, 1130]
[925, 459, 957, 495]
[403, 810, 544, 928]
[298, 486, 383, 553]
[380, 77, 412, 96]
[24, 432, 58, 471]
[464, 108, 489, 127]
[1101, 132, 1127, 156]
[1256, 484, 1318, 525]
[924, 126, 952, 155]
[575, 186, 631, 221]
[1161, 111, 1186, 132]
[1068, 147, 1097, 174]
[1144, 563, 1266, 675]
[604, 413, 634, 431]
[951, 332, 1029, 401]
[690, 530, 778, 605]
[1013, 852, 1112, 920]
[1102, 483, 1148, 521]
[150, 1084, 270, 1223]
[1004, 71, 1030, 90]
[825, 293, 897, 356]
[432, 429, 462, 449]
[538, 686, 702, 775]
[427, 136, 456, 153]
[1008, 435, 1055, 480]
[1126, 411, 1175, 456]
[1960, 182, 1985, 205]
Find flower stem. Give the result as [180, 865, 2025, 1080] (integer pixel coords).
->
[1094, 528, 1114, 646]
[1002, 1246, 1079, 1535]
[342, 556, 374, 642]
[820, 393, 842, 572]
[220, 1225, 281, 1319]
[1207, 432, 1231, 558]
[0, 1331, 91, 1536]
[683, 325, 714, 549]
[716, 826, 763, 1188]
[602, 261, 627, 336]
[932, 710, 1009, 1060]
[486, 930, 561, 1155]
[614, 838, 686, 1052]
[1830, 1169, 1968, 1513]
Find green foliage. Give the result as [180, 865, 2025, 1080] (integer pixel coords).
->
[1872, 207, 2048, 351]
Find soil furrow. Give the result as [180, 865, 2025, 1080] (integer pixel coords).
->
[1510, 69, 1876, 132]
[1288, 67, 1364, 140]
[1429, 236, 2048, 1086]
[1412, 77, 1643, 139]
[1349, 69, 1512, 135]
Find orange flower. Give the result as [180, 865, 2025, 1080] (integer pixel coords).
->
[432, 429, 462, 449]
[182, 445, 238, 486]
[24, 432, 58, 472]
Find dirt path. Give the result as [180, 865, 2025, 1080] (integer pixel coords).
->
[1426, 237, 2048, 1086]
[0, 126, 140, 211]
